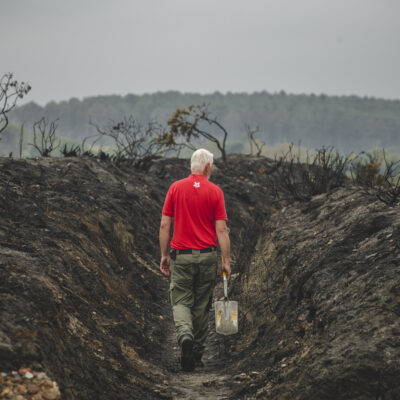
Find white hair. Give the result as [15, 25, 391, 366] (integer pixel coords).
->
[191, 148, 214, 172]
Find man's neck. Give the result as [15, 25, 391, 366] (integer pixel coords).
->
[191, 170, 207, 177]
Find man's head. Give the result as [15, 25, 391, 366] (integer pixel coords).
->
[191, 148, 214, 178]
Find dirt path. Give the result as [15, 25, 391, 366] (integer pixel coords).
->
[164, 285, 235, 400]
[165, 319, 233, 399]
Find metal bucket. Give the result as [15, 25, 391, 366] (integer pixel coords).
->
[215, 273, 238, 335]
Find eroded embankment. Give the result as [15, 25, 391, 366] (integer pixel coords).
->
[0, 155, 276, 399]
[229, 188, 400, 400]
[0, 157, 175, 399]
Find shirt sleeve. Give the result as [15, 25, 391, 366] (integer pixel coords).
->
[215, 188, 228, 221]
[162, 185, 174, 217]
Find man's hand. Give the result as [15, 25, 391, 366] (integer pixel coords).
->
[160, 255, 171, 277]
[220, 260, 231, 280]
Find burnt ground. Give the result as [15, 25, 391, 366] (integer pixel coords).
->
[231, 189, 400, 400]
[0, 154, 399, 399]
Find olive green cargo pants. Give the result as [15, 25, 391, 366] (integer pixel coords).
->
[170, 249, 218, 360]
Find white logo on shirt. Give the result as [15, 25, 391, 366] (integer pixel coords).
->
[194, 182, 200, 188]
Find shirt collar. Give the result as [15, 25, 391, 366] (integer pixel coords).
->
[190, 173, 207, 180]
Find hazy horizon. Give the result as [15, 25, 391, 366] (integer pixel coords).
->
[18, 88, 400, 109]
[2, 0, 400, 105]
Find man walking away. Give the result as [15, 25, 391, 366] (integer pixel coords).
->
[159, 148, 231, 372]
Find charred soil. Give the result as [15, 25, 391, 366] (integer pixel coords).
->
[0, 155, 399, 400]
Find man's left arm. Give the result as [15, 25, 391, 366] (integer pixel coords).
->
[159, 215, 172, 276]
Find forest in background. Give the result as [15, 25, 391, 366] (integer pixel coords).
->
[1, 90, 400, 157]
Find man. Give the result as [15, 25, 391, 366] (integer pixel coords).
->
[159, 148, 231, 372]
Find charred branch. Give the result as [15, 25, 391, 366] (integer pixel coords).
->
[246, 125, 266, 156]
[167, 104, 229, 163]
[29, 117, 61, 157]
[88, 116, 174, 168]
[0, 73, 31, 134]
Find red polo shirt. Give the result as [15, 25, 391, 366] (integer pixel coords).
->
[162, 174, 228, 250]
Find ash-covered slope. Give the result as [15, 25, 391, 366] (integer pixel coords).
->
[0, 155, 399, 400]
[0, 157, 174, 399]
[0, 155, 275, 399]
[233, 189, 400, 399]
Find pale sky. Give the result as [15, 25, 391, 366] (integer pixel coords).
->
[1, 0, 399, 105]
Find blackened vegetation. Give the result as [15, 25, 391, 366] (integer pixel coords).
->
[272, 146, 351, 202]
[87, 116, 175, 168]
[78, 105, 231, 166]
[29, 117, 61, 157]
[271, 145, 400, 207]
[351, 150, 400, 206]
[60, 143, 81, 157]
[0, 73, 31, 134]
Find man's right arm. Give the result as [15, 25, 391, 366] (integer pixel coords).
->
[215, 219, 231, 279]
[159, 215, 172, 276]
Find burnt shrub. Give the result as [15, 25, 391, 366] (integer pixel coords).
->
[272, 145, 351, 202]
[350, 150, 400, 206]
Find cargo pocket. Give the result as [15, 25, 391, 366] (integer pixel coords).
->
[170, 282, 193, 307]
[200, 252, 218, 283]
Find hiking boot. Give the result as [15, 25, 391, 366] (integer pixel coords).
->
[179, 334, 195, 372]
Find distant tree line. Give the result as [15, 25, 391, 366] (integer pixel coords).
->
[4, 108, 400, 206]
[4, 90, 400, 156]
[1, 73, 399, 206]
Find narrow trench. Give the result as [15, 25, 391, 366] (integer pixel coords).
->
[159, 222, 265, 399]
[162, 280, 234, 400]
